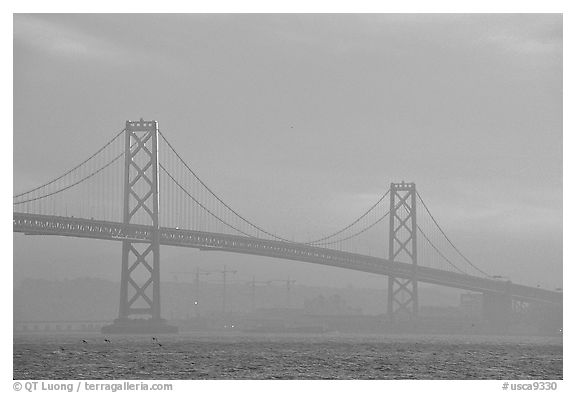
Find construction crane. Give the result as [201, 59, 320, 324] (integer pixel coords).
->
[216, 265, 237, 314]
[171, 268, 215, 312]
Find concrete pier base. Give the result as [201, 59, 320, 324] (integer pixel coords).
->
[101, 318, 178, 334]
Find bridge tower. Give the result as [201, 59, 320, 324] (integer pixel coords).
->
[387, 182, 418, 323]
[102, 119, 176, 334]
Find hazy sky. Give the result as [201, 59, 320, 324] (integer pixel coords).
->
[13, 14, 562, 292]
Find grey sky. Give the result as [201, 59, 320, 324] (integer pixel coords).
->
[13, 14, 562, 291]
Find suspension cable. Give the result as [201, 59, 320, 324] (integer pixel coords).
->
[416, 191, 491, 277]
[13, 151, 125, 205]
[310, 190, 390, 244]
[162, 161, 392, 254]
[398, 202, 469, 275]
[159, 131, 304, 243]
[159, 130, 390, 244]
[14, 129, 125, 198]
[417, 225, 468, 275]
[314, 210, 390, 246]
[159, 164, 255, 238]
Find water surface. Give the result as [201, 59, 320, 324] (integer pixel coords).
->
[13, 332, 562, 380]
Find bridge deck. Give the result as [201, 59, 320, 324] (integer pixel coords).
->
[13, 213, 561, 304]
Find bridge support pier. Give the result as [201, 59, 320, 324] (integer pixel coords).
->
[102, 119, 176, 334]
[387, 182, 418, 325]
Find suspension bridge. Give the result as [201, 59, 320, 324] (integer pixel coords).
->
[13, 119, 562, 333]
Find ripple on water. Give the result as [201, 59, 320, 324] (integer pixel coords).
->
[13, 333, 562, 380]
